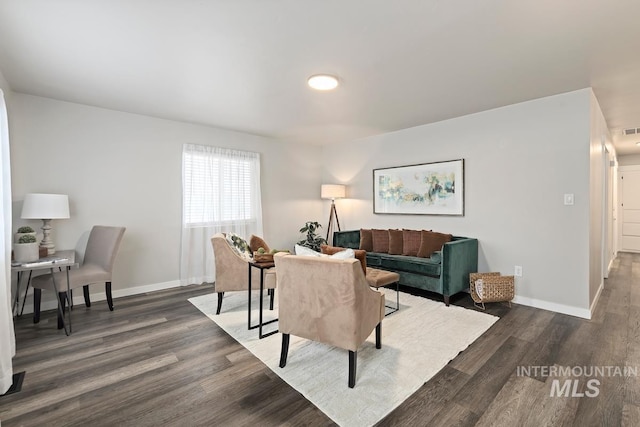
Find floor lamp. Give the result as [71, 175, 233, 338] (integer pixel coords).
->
[321, 184, 346, 245]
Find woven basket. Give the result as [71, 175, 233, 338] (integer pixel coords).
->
[253, 252, 274, 263]
[469, 272, 514, 309]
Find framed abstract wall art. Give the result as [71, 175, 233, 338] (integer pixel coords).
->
[373, 159, 464, 215]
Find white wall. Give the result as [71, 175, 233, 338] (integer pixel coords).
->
[588, 91, 613, 308]
[9, 94, 322, 307]
[0, 69, 10, 98]
[322, 89, 593, 318]
[7, 87, 610, 318]
[618, 154, 640, 166]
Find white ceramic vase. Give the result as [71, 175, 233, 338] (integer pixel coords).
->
[14, 242, 39, 262]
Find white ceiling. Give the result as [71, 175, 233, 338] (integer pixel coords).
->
[1, 1, 640, 154]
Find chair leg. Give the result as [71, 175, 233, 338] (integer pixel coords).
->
[83, 285, 91, 307]
[216, 292, 224, 315]
[269, 288, 275, 310]
[106, 282, 114, 311]
[58, 292, 67, 329]
[376, 323, 382, 349]
[33, 288, 41, 324]
[279, 333, 290, 368]
[348, 350, 357, 388]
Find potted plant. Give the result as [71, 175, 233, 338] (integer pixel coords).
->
[14, 234, 39, 262]
[15, 225, 36, 243]
[297, 221, 327, 252]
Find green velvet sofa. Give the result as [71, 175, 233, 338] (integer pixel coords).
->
[334, 230, 478, 306]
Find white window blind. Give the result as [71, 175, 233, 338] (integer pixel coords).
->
[183, 145, 258, 226]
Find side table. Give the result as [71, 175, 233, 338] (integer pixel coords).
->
[11, 250, 77, 335]
[247, 261, 278, 339]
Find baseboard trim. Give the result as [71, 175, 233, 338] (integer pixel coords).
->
[512, 295, 591, 319]
[607, 258, 615, 277]
[18, 280, 183, 315]
[590, 281, 604, 317]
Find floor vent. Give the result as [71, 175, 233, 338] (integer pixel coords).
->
[0, 371, 25, 397]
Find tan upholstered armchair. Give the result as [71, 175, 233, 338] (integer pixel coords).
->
[274, 253, 384, 388]
[210, 233, 276, 314]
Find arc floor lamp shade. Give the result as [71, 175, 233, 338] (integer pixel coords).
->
[21, 193, 70, 255]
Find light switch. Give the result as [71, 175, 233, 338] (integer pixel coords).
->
[564, 194, 574, 205]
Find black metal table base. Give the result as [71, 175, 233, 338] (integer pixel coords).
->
[383, 281, 400, 317]
[247, 262, 278, 339]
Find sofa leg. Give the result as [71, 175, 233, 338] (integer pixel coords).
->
[269, 289, 275, 310]
[444, 295, 450, 306]
[216, 292, 224, 314]
[349, 350, 357, 388]
[279, 333, 290, 368]
[375, 323, 382, 349]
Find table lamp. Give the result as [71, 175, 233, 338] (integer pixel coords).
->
[21, 193, 70, 255]
[321, 184, 346, 244]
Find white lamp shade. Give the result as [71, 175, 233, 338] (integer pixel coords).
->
[321, 184, 346, 200]
[21, 193, 70, 219]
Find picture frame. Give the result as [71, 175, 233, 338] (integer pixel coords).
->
[373, 159, 465, 215]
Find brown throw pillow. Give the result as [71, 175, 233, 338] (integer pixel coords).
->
[320, 244, 367, 274]
[417, 230, 453, 258]
[371, 229, 390, 253]
[402, 229, 422, 256]
[359, 229, 373, 252]
[249, 235, 270, 254]
[388, 229, 403, 255]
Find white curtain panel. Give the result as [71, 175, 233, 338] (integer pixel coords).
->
[0, 89, 16, 394]
[180, 144, 263, 285]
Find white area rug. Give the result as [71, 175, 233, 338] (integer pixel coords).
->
[189, 289, 498, 427]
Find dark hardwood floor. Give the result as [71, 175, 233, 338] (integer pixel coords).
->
[1, 252, 638, 426]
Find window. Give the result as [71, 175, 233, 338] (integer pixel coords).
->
[183, 144, 260, 227]
[181, 143, 263, 285]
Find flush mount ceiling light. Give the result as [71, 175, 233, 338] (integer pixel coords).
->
[636, 142, 640, 146]
[307, 74, 339, 91]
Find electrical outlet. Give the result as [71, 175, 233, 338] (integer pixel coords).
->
[564, 194, 574, 205]
[514, 265, 523, 277]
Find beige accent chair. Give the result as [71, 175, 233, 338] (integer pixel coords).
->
[211, 233, 276, 314]
[32, 225, 126, 328]
[274, 253, 385, 388]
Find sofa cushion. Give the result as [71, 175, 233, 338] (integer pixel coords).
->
[359, 229, 373, 252]
[321, 244, 367, 274]
[402, 229, 422, 256]
[388, 229, 403, 254]
[372, 229, 390, 253]
[417, 230, 452, 258]
[379, 254, 441, 277]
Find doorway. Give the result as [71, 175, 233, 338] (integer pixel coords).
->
[619, 165, 640, 253]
